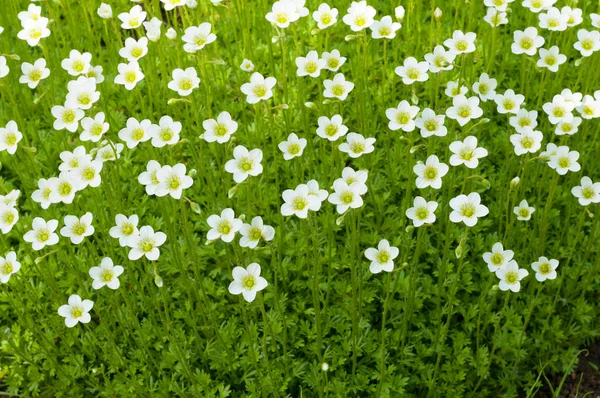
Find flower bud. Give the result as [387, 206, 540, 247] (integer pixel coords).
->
[166, 28, 177, 40]
[510, 176, 520, 189]
[395, 6, 405, 21]
[321, 363, 329, 371]
[434, 7, 442, 21]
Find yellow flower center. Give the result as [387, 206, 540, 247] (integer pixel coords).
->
[321, 14, 332, 25]
[332, 84, 345, 97]
[72, 222, 87, 236]
[101, 269, 114, 282]
[132, 128, 145, 141]
[505, 271, 518, 284]
[292, 196, 309, 210]
[131, 47, 143, 58]
[71, 306, 84, 318]
[179, 78, 193, 91]
[415, 207, 429, 220]
[242, 275, 256, 289]
[539, 263, 551, 274]
[350, 142, 365, 153]
[58, 181, 72, 196]
[5, 133, 17, 146]
[287, 143, 301, 155]
[458, 105, 471, 118]
[29, 69, 42, 81]
[424, 166, 438, 180]
[37, 229, 50, 242]
[72, 60, 85, 73]
[253, 84, 268, 97]
[325, 124, 338, 136]
[63, 110, 76, 124]
[376, 251, 390, 264]
[520, 37, 533, 49]
[491, 253, 504, 265]
[461, 203, 475, 217]
[214, 124, 228, 137]
[125, 71, 138, 83]
[305, 61, 318, 74]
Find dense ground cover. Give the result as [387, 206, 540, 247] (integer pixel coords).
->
[1, 0, 600, 396]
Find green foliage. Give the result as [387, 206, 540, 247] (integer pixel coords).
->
[1, 0, 600, 397]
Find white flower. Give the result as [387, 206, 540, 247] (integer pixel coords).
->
[571, 177, 600, 206]
[483, 242, 514, 273]
[279, 133, 307, 160]
[573, 29, 600, 57]
[17, 18, 51, 47]
[316, 114, 348, 141]
[168, 67, 200, 96]
[543, 94, 575, 124]
[539, 7, 568, 31]
[449, 192, 489, 227]
[370, 15, 401, 39]
[19, 58, 50, 88]
[540, 142, 558, 162]
[118, 5, 146, 29]
[109, 214, 140, 247]
[58, 295, 94, 328]
[323, 73, 354, 100]
[0, 121, 22, 155]
[239, 217, 275, 249]
[51, 102, 84, 132]
[265, 0, 301, 28]
[281, 184, 321, 218]
[445, 81, 468, 98]
[342, 0, 376, 32]
[50, 171, 82, 204]
[511, 27, 545, 55]
[202, 111, 237, 143]
[166, 27, 177, 40]
[128, 226, 167, 261]
[576, 95, 600, 119]
[592, 13, 600, 28]
[18, 4, 42, 22]
[87, 65, 104, 84]
[537, 46, 566, 72]
[0, 189, 19, 207]
[496, 262, 528, 292]
[386, 100, 419, 132]
[484, 8, 508, 27]
[446, 95, 483, 126]
[240, 59, 254, 72]
[443, 30, 477, 54]
[61, 50, 92, 76]
[405, 196, 438, 227]
[60, 212, 94, 244]
[59, 146, 91, 172]
[138, 160, 162, 195]
[560, 88, 583, 107]
[327, 180, 364, 214]
[514, 199, 535, 221]
[415, 108, 447, 138]
[395, 6, 405, 20]
[424, 45, 456, 73]
[182, 23, 216, 53]
[472, 73, 497, 102]
[307, 179, 329, 205]
[32, 178, 54, 209]
[494, 89, 525, 114]
[509, 109, 538, 133]
[321, 49, 347, 72]
[510, 129, 543, 155]
[224, 145, 263, 183]
[0, 252, 20, 283]
[89, 257, 124, 290]
[548, 146, 580, 175]
[95, 140, 124, 162]
[118, 117, 152, 149]
[72, 159, 103, 189]
[149, 115, 181, 147]
[66, 76, 100, 110]
[449, 136, 488, 168]
[340, 167, 368, 195]
[338, 133, 375, 158]
[0, 204, 18, 234]
[296, 50, 326, 77]
[206, 208, 242, 242]
[155, 164, 194, 199]
[531, 257, 559, 282]
[162, 0, 187, 11]
[97, 3, 113, 18]
[0, 57, 8, 79]
[228, 263, 268, 302]
[313, 3, 338, 29]
[413, 155, 449, 189]
[114, 61, 144, 90]
[365, 239, 399, 274]
[395, 57, 429, 85]
[119, 37, 149, 62]
[522, 0, 553, 13]
[561, 6, 582, 27]
[555, 116, 581, 136]
[23, 217, 59, 250]
[240, 72, 277, 104]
